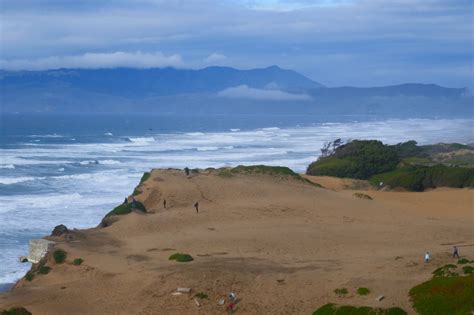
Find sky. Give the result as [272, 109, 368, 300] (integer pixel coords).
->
[0, 0, 472, 87]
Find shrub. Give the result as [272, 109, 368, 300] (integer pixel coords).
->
[353, 193, 372, 200]
[462, 266, 474, 275]
[24, 272, 34, 282]
[0, 307, 32, 315]
[409, 274, 474, 315]
[356, 287, 370, 295]
[38, 265, 51, 274]
[53, 249, 67, 264]
[334, 288, 348, 295]
[307, 140, 400, 179]
[457, 258, 472, 265]
[312, 303, 407, 315]
[169, 253, 194, 262]
[432, 264, 458, 277]
[73, 258, 84, 266]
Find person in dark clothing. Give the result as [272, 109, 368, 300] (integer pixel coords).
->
[123, 197, 128, 204]
[194, 202, 199, 213]
[163, 199, 167, 209]
[184, 167, 190, 176]
[453, 246, 460, 259]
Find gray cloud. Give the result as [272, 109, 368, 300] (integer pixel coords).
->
[0, 0, 471, 87]
[217, 85, 311, 101]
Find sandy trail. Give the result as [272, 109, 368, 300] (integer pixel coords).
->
[1, 170, 472, 314]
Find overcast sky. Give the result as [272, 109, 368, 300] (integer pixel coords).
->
[0, 0, 472, 87]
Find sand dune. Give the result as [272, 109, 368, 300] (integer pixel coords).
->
[1, 169, 472, 314]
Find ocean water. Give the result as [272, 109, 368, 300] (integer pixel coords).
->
[0, 113, 473, 288]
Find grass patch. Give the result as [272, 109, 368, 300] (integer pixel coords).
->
[312, 303, 406, 315]
[356, 287, 370, 295]
[457, 258, 473, 265]
[38, 265, 51, 275]
[462, 266, 474, 275]
[409, 274, 474, 315]
[194, 292, 209, 299]
[169, 253, 194, 262]
[24, 271, 34, 282]
[53, 249, 67, 264]
[432, 264, 458, 277]
[0, 307, 32, 315]
[73, 258, 84, 266]
[334, 288, 348, 295]
[105, 200, 146, 217]
[139, 172, 151, 184]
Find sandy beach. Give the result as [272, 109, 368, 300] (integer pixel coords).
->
[1, 169, 472, 314]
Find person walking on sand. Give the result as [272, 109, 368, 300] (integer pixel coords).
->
[453, 246, 460, 259]
[424, 252, 431, 263]
[194, 202, 199, 213]
[163, 199, 167, 209]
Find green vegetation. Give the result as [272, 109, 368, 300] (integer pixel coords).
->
[409, 274, 474, 315]
[432, 264, 458, 277]
[194, 292, 209, 299]
[371, 165, 474, 191]
[334, 288, 348, 295]
[306, 140, 474, 191]
[0, 307, 32, 315]
[312, 303, 407, 315]
[53, 249, 67, 264]
[307, 140, 400, 179]
[462, 266, 474, 275]
[169, 253, 194, 262]
[24, 271, 34, 282]
[139, 172, 151, 184]
[357, 287, 370, 295]
[73, 258, 84, 266]
[38, 265, 51, 274]
[105, 200, 147, 217]
[457, 258, 473, 265]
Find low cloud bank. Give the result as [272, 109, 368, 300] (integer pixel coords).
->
[0, 51, 183, 71]
[217, 85, 311, 101]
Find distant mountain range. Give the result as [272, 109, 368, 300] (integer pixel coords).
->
[0, 66, 471, 116]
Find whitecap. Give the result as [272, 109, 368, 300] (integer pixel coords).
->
[0, 176, 37, 185]
[105, 132, 113, 136]
[0, 164, 15, 169]
[99, 159, 121, 165]
[127, 137, 155, 144]
[230, 128, 240, 132]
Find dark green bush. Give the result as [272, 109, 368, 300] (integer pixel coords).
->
[312, 303, 407, 315]
[38, 265, 51, 274]
[356, 287, 370, 295]
[73, 258, 84, 266]
[53, 249, 67, 264]
[139, 172, 151, 184]
[409, 274, 474, 315]
[457, 258, 472, 265]
[307, 140, 400, 179]
[1, 307, 32, 315]
[24, 272, 34, 282]
[462, 266, 474, 275]
[169, 253, 194, 262]
[194, 292, 208, 299]
[432, 264, 458, 277]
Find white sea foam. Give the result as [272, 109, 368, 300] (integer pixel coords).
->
[230, 128, 240, 132]
[0, 176, 37, 185]
[99, 159, 121, 165]
[127, 137, 155, 144]
[0, 164, 15, 169]
[105, 132, 113, 136]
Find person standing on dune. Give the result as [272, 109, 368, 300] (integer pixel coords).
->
[163, 199, 167, 209]
[453, 246, 460, 259]
[194, 202, 199, 213]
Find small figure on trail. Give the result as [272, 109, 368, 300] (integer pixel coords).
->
[123, 197, 128, 204]
[194, 202, 199, 213]
[184, 167, 190, 176]
[424, 252, 431, 263]
[132, 197, 137, 208]
[453, 246, 460, 259]
[163, 199, 167, 209]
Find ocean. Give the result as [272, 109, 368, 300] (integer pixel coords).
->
[0, 113, 473, 288]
